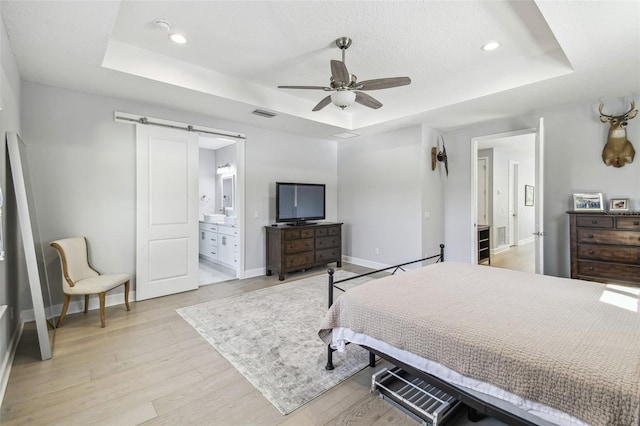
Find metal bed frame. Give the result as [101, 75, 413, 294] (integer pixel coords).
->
[323, 243, 541, 426]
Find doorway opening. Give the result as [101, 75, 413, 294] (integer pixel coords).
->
[471, 129, 540, 274]
[198, 135, 243, 286]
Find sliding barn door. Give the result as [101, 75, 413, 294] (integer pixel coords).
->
[136, 125, 199, 300]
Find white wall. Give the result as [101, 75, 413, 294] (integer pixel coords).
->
[198, 148, 216, 219]
[422, 125, 446, 259]
[20, 81, 338, 300]
[337, 125, 444, 267]
[444, 98, 640, 278]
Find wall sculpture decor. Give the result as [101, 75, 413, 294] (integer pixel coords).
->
[599, 101, 637, 168]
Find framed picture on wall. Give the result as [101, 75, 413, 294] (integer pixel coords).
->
[573, 193, 604, 211]
[610, 198, 630, 211]
[525, 185, 534, 206]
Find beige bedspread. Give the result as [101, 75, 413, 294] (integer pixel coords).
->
[318, 262, 640, 425]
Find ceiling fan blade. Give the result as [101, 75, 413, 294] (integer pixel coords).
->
[278, 85, 332, 90]
[312, 95, 332, 111]
[358, 77, 411, 91]
[354, 91, 382, 109]
[330, 60, 350, 86]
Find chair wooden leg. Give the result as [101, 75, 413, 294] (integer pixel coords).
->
[56, 294, 70, 328]
[124, 280, 131, 311]
[84, 295, 90, 313]
[99, 292, 106, 328]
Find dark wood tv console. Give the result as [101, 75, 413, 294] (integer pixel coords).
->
[265, 222, 342, 280]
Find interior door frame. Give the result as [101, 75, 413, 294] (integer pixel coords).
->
[508, 160, 519, 246]
[470, 127, 541, 267]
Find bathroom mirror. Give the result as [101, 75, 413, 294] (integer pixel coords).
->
[7, 132, 55, 360]
[222, 175, 234, 211]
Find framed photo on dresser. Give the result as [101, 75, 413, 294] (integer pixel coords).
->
[610, 198, 630, 211]
[573, 193, 604, 211]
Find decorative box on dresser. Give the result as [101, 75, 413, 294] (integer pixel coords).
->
[568, 211, 640, 286]
[265, 222, 342, 281]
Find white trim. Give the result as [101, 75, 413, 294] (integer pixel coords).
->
[491, 245, 511, 256]
[342, 255, 391, 271]
[0, 322, 24, 407]
[518, 236, 535, 246]
[244, 267, 266, 279]
[20, 291, 136, 323]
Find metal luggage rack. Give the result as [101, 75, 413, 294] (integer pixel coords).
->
[372, 367, 461, 426]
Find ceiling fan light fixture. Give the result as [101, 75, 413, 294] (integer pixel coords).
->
[331, 90, 356, 109]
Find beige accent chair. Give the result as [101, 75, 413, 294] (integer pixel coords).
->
[50, 237, 130, 328]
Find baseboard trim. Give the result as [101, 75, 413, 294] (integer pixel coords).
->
[491, 244, 510, 255]
[243, 267, 266, 279]
[0, 321, 24, 407]
[20, 290, 137, 323]
[518, 236, 535, 246]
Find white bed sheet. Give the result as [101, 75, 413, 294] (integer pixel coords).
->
[332, 326, 588, 426]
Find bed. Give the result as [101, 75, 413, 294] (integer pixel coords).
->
[318, 255, 640, 426]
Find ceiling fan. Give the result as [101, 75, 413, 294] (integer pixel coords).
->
[278, 37, 411, 112]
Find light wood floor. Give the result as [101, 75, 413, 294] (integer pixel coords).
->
[1, 264, 503, 426]
[488, 242, 535, 274]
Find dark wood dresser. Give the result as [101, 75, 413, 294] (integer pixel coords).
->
[265, 222, 342, 280]
[568, 211, 640, 286]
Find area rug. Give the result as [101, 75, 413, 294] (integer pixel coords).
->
[176, 270, 373, 414]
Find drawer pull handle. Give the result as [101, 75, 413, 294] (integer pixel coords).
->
[588, 234, 594, 238]
[588, 250, 594, 254]
[589, 266, 594, 271]
[592, 220, 598, 224]
[635, 221, 640, 226]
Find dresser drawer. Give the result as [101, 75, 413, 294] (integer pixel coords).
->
[316, 226, 341, 237]
[578, 244, 640, 264]
[576, 216, 613, 228]
[578, 261, 640, 282]
[284, 252, 314, 268]
[283, 229, 314, 240]
[577, 229, 640, 246]
[284, 239, 314, 253]
[617, 217, 640, 230]
[316, 236, 340, 249]
[316, 248, 340, 263]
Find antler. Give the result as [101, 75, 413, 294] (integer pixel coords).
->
[625, 100, 636, 115]
[600, 101, 637, 118]
[599, 103, 613, 119]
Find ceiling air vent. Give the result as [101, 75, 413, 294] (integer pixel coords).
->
[252, 109, 277, 118]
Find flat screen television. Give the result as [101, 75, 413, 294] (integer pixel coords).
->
[276, 182, 325, 225]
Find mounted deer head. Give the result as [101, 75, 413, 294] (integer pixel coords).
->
[599, 101, 637, 168]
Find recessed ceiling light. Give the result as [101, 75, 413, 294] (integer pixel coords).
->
[481, 41, 500, 51]
[170, 33, 187, 44]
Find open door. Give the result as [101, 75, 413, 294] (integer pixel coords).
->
[534, 118, 545, 274]
[136, 125, 199, 300]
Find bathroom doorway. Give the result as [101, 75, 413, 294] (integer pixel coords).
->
[198, 135, 244, 285]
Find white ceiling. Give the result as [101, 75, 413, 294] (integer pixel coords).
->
[1, 1, 639, 139]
